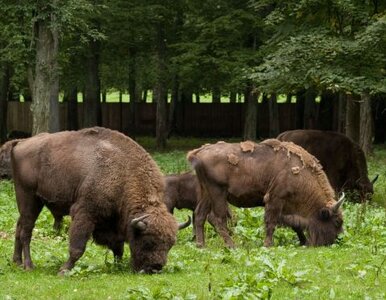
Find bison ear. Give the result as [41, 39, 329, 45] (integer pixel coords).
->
[319, 208, 332, 221]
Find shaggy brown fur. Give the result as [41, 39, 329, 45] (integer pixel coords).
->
[164, 172, 232, 238]
[187, 139, 344, 248]
[11, 127, 178, 274]
[277, 129, 375, 201]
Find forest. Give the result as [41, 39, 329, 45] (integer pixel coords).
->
[0, 1, 386, 299]
[0, 0, 385, 153]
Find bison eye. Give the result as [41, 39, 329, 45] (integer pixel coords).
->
[319, 208, 332, 220]
[143, 239, 156, 251]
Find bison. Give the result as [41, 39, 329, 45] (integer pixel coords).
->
[10, 127, 189, 274]
[164, 172, 233, 238]
[277, 129, 377, 201]
[187, 139, 344, 248]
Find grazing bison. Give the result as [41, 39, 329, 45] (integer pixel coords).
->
[10, 127, 189, 274]
[164, 172, 233, 237]
[187, 139, 344, 248]
[277, 129, 377, 201]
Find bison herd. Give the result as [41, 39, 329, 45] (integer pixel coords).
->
[0, 127, 377, 274]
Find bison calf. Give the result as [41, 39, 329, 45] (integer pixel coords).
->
[164, 172, 233, 238]
[188, 139, 344, 248]
[10, 127, 189, 274]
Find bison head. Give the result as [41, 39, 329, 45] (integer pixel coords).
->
[308, 193, 345, 246]
[128, 213, 190, 274]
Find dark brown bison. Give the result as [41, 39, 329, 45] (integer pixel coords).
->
[277, 129, 377, 201]
[10, 127, 189, 274]
[187, 139, 344, 248]
[164, 172, 233, 237]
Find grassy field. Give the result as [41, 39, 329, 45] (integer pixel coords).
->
[0, 139, 385, 299]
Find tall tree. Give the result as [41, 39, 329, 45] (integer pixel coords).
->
[0, 63, 10, 143]
[28, 2, 60, 134]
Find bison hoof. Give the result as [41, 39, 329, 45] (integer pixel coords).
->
[13, 258, 22, 266]
[58, 269, 70, 276]
[196, 242, 205, 248]
[24, 264, 34, 271]
[226, 243, 236, 249]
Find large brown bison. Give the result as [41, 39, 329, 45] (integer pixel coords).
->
[10, 127, 189, 274]
[164, 172, 232, 237]
[277, 129, 377, 201]
[187, 139, 344, 248]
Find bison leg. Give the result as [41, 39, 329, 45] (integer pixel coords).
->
[52, 215, 63, 233]
[13, 218, 23, 266]
[59, 212, 95, 274]
[194, 197, 211, 248]
[205, 186, 234, 248]
[13, 192, 43, 270]
[263, 195, 284, 247]
[292, 228, 307, 246]
[111, 242, 124, 263]
[207, 211, 235, 248]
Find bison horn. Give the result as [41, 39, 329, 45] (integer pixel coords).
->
[332, 192, 345, 213]
[131, 214, 150, 231]
[178, 216, 191, 230]
[371, 174, 379, 185]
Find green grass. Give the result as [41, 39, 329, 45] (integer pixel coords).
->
[0, 140, 385, 299]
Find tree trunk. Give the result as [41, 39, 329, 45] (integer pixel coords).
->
[319, 90, 335, 130]
[243, 84, 258, 140]
[268, 93, 279, 137]
[296, 90, 305, 129]
[212, 87, 221, 103]
[285, 94, 292, 103]
[337, 92, 346, 133]
[167, 75, 179, 137]
[66, 86, 78, 131]
[101, 90, 106, 103]
[195, 93, 200, 103]
[127, 47, 138, 137]
[29, 16, 60, 135]
[372, 94, 386, 144]
[345, 94, 360, 143]
[359, 92, 373, 155]
[155, 24, 168, 149]
[143, 90, 148, 102]
[83, 39, 101, 127]
[303, 88, 318, 129]
[0, 63, 10, 143]
[229, 91, 237, 103]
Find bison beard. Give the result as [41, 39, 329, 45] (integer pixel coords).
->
[10, 127, 187, 274]
[188, 139, 344, 248]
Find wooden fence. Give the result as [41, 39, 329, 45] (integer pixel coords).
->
[6, 101, 336, 138]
